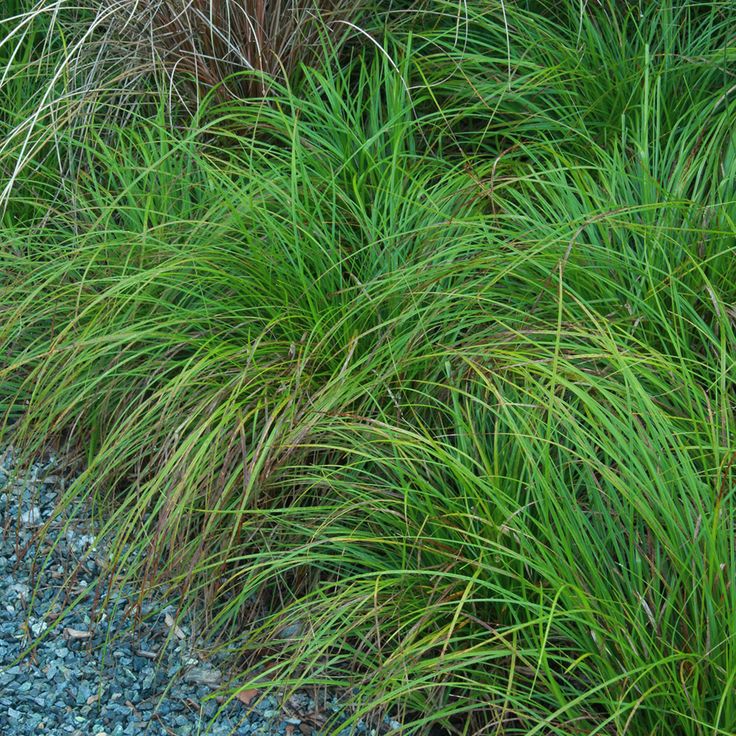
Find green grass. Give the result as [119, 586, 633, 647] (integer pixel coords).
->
[1, 1, 736, 734]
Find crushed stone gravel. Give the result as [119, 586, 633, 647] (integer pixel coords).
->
[0, 447, 402, 736]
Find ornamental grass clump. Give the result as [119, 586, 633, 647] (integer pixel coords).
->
[3, 0, 363, 101]
[1, 1, 736, 734]
[0, 0, 370, 206]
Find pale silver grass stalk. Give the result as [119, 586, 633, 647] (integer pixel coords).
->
[0, 1, 128, 209]
[0, 0, 365, 208]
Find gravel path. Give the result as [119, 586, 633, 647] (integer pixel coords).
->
[0, 448, 388, 736]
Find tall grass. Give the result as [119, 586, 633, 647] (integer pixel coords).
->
[0, 0, 377, 207]
[2, 1, 736, 734]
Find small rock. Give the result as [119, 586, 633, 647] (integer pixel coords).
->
[30, 617, 48, 636]
[184, 666, 222, 687]
[20, 507, 41, 525]
[201, 699, 218, 717]
[12, 582, 29, 597]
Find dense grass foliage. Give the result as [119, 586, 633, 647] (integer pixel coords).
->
[0, 0, 380, 206]
[2, 1, 736, 734]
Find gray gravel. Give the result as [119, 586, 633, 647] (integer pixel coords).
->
[0, 447, 399, 736]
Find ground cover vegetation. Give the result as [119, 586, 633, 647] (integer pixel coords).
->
[1, 1, 736, 733]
